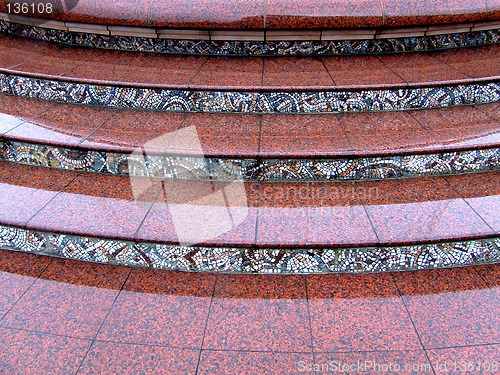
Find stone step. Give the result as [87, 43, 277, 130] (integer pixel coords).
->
[1, 95, 498, 181]
[0, 35, 498, 114]
[0, 160, 498, 273]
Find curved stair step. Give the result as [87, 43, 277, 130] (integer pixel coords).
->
[0, 160, 498, 273]
[1, 95, 498, 181]
[0, 35, 498, 113]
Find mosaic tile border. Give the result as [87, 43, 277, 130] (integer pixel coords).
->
[1, 140, 499, 182]
[1, 74, 499, 114]
[0, 19, 499, 56]
[0, 225, 498, 273]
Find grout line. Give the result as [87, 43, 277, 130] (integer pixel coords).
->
[0, 256, 53, 323]
[380, 0, 386, 26]
[133, 186, 164, 240]
[304, 276, 317, 367]
[440, 175, 497, 234]
[0, 324, 92, 342]
[78, 112, 118, 144]
[74, 269, 132, 374]
[320, 57, 336, 86]
[390, 273, 438, 375]
[24, 171, 82, 228]
[406, 110, 444, 147]
[374, 55, 409, 85]
[193, 275, 217, 375]
[472, 267, 496, 291]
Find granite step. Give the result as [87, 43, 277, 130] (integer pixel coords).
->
[1, 0, 496, 29]
[0, 160, 498, 273]
[1, 94, 498, 181]
[0, 35, 498, 114]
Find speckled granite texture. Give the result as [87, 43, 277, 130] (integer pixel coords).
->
[0, 0, 498, 28]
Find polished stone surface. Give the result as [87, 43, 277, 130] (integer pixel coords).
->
[0, 0, 496, 28]
[1, 161, 498, 249]
[0, 251, 498, 374]
[1, 35, 498, 90]
[2, 95, 499, 160]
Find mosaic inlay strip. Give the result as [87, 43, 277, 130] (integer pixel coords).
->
[0, 20, 499, 56]
[1, 74, 499, 114]
[1, 140, 499, 181]
[0, 225, 498, 273]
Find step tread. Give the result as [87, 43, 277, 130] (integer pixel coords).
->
[0, 36, 498, 90]
[1, 95, 498, 158]
[1, 0, 497, 29]
[1, 161, 498, 248]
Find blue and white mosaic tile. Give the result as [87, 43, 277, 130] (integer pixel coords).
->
[1, 139, 498, 181]
[0, 225, 498, 273]
[1, 21, 499, 56]
[1, 74, 499, 114]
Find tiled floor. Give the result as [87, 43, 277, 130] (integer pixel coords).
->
[0, 249, 498, 374]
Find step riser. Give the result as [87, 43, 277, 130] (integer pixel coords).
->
[1, 225, 498, 274]
[1, 74, 499, 114]
[1, 19, 499, 56]
[1, 140, 499, 182]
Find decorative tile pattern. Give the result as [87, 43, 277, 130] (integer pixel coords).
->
[246, 149, 500, 181]
[1, 21, 498, 56]
[0, 225, 498, 273]
[1, 74, 499, 114]
[1, 140, 499, 181]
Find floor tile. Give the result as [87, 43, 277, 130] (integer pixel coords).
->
[97, 268, 215, 348]
[125, 54, 206, 86]
[432, 45, 500, 79]
[474, 264, 500, 289]
[255, 182, 377, 247]
[149, 0, 265, 29]
[78, 341, 200, 375]
[177, 113, 261, 157]
[82, 110, 187, 153]
[0, 327, 91, 375]
[265, 0, 383, 28]
[478, 102, 500, 121]
[323, 55, 405, 87]
[363, 177, 494, 244]
[191, 57, 263, 88]
[59, 0, 151, 26]
[5, 103, 115, 148]
[394, 267, 500, 348]
[307, 273, 421, 352]
[257, 205, 378, 247]
[27, 173, 154, 240]
[198, 350, 314, 375]
[260, 114, 352, 157]
[263, 57, 334, 87]
[409, 106, 499, 149]
[0, 162, 77, 227]
[1, 259, 129, 339]
[427, 344, 500, 374]
[0, 250, 51, 277]
[339, 111, 437, 155]
[204, 274, 312, 352]
[0, 95, 54, 135]
[377, 53, 469, 83]
[382, 0, 486, 27]
[443, 171, 500, 232]
[136, 182, 258, 247]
